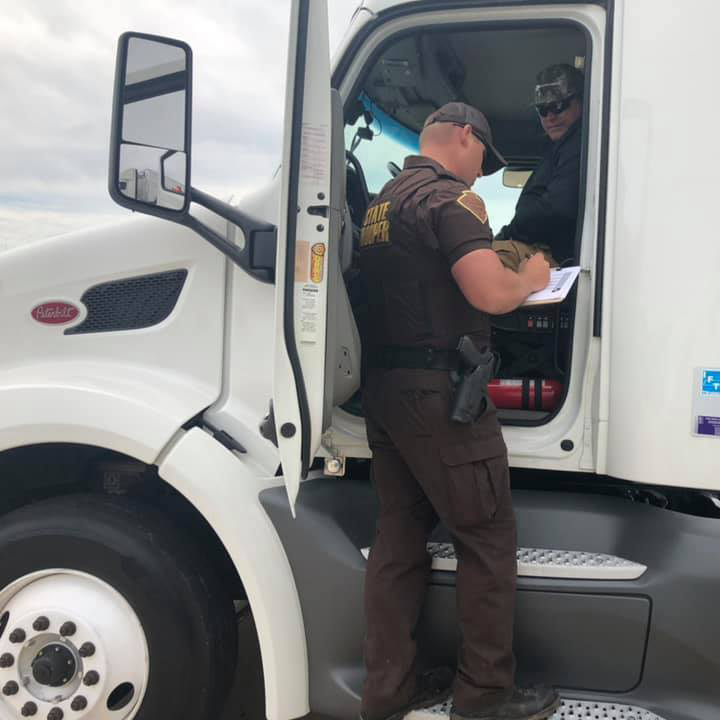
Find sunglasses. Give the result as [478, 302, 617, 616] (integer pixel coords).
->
[535, 96, 575, 117]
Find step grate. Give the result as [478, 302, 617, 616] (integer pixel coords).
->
[430, 543, 647, 580]
[361, 544, 646, 580]
[409, 699, 665, 720]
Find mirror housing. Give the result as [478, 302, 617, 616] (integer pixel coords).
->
[109, 32, 192, 218]
[108, 32, 277, 284]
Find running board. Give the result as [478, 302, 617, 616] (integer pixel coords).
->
[409, 699, 666, 720]
[360, 543, 647, 580]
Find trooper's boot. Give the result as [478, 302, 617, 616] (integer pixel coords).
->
[450, 685, 561, 720]
[360, 667, 454, 720]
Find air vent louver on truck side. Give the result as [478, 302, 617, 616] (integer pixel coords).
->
[64, 269, 188, 335]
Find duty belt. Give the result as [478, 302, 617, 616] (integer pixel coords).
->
[369, 346, 461, 371]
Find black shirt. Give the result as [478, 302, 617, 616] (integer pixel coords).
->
[499, 120, 581, 262]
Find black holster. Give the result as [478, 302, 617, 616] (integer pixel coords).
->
[450, 336, 497, 424]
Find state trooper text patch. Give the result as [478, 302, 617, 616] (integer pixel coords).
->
[360, 201, 392, 248]
[456, 191, 488, 224]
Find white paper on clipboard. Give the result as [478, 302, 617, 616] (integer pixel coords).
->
[522, 266, 581, 307]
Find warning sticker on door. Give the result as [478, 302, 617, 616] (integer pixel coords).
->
[295, 240, 310, 283]
[298, 284, 319, 343]
[310, 242, 326, 284]
[300, 123, 329, 185]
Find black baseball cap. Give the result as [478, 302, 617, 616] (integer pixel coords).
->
[423, 102, 507, 176]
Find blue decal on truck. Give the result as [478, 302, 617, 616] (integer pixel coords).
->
[702, 370, 720, 395]
[697, 416, 720, 437]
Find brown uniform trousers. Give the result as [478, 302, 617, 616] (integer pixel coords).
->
[361, 366, 517, 717]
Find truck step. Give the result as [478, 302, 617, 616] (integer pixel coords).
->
[409, 698, 665, 720]
[361, 543, 646, 580]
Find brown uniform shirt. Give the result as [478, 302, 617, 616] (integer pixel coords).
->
[359, 155, 494, 353]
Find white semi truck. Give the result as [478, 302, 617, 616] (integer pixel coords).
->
[0, 1, 718, 720]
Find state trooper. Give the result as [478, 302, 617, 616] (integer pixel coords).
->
[358, 102, 559, 720]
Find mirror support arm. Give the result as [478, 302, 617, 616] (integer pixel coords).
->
[188, 186, 276, 283]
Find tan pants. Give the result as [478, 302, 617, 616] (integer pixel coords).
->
[492, 239, 558, 271]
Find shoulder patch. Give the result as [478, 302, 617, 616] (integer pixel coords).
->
[456, 190, 488, 224]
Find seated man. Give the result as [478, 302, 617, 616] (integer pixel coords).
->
[495, 63, 584, 266]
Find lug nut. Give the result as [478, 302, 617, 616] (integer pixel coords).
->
[2, 680, 19, 695]
[0, 653, 14, 668]
[33, 617, 50, 632]
[70, 696, 87, 711]
[9, 628, 26, 644]
[21, 702, 38, 717]
[47, 709, 63, 720]
[78, 643, 95, 658]
[83, 670, 99, 686]
[59, 622, 76, 638]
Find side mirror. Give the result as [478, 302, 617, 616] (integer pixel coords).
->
[502, 168, 533, 189]
[107, 31, 277, 283]
[109, 32, 192, 217]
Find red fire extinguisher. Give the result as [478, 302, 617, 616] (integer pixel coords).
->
[488, 379, 563, 411]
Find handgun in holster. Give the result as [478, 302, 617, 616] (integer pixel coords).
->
[450, 336, 498, 424]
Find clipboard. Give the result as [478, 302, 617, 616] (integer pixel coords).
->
[522, 266, 581, 307]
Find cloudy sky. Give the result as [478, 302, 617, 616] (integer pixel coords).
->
[0, 0, 359, 251]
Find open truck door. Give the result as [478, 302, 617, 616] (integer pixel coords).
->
[273, 0, 341, 514]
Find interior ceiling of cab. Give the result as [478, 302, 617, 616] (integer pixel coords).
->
[362, 27, 586, 161]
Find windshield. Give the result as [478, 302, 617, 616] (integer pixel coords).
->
[345, 103, 521, 233]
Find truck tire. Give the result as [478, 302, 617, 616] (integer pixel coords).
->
[0, 494, 237, 720]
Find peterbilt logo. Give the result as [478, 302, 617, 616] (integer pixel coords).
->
[31, 301, 80, 325]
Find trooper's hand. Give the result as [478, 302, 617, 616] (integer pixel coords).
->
[519, 252, 551, 292]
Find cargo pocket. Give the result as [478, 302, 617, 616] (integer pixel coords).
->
[440, 439, 508, 529]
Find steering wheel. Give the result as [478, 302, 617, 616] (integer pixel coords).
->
[387, 161, 401, 178]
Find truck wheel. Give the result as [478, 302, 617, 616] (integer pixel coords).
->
[0, 494, 237, 720]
